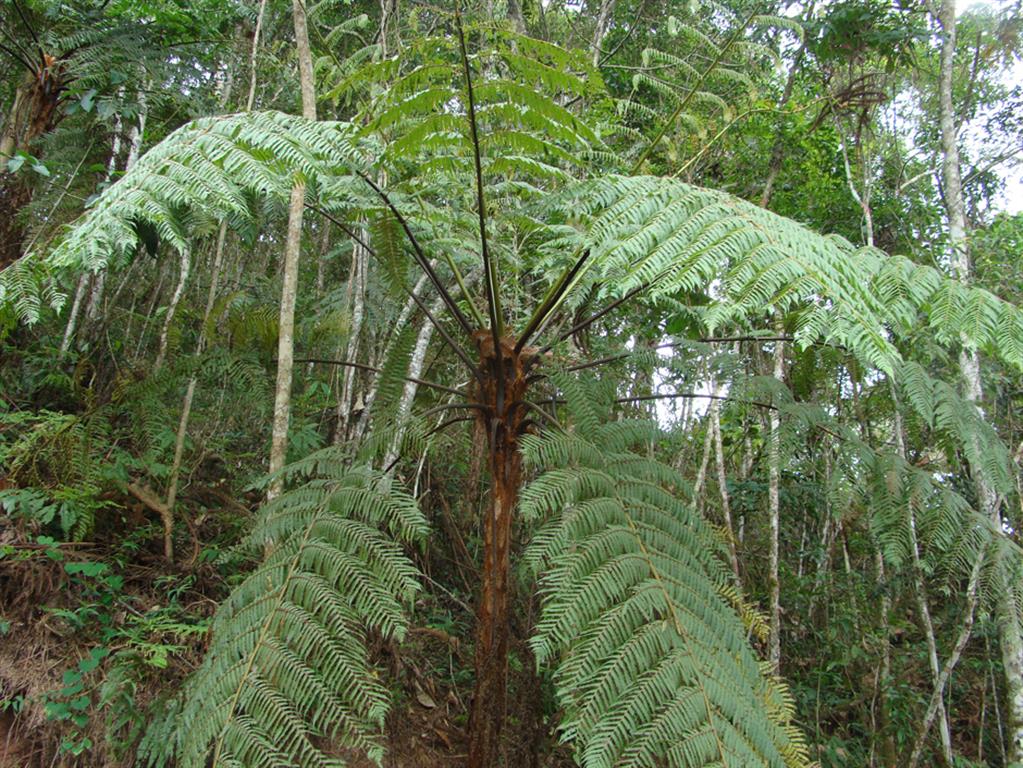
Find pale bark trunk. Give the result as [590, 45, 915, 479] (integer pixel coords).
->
[873, 548, 897, 768]
[83, 118, 122, 330]
[352, 272, 429, 443]
[839, 132, 874, 247]
[125, 90, 147, 171]
[154, 247, 192, 371]
[163, 224, 229, 561]
[506, 0, 526, 34]
[767, 335, 784, 671]
[759, 2, 812, 208]
[591, 0, 617, 67]
[247, 0, 269, 111]
[894, 396, 954, 763]
[381, 295, 443, 473]
[937, 0, 1023, 757]
[267, 0, 317, 499]
[908, 548, 985, 768]
[710, 390, 740, 582]
[692, 400, 715, 498]
[333, 236, 367, 445]
[59, 274, 89, 355]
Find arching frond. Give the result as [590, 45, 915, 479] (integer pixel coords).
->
[537, 176, 1023, 375]
[523, 381, 809, 768]
[146, 465, 427, 768]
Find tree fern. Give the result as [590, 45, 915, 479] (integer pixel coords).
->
[146, 462, 428, 768]
[521, 380, 809, 768]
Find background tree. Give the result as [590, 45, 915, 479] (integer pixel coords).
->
[2, 1, 1023, 767]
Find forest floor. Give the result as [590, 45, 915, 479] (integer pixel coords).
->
[0, 489, 567, 768]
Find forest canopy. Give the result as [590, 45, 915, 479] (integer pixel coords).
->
[2, 0, 1023, 766]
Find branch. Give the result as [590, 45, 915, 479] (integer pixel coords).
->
[289, 357, 467, 397]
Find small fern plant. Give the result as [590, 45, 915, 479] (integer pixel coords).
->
[142, 457, 428, 768]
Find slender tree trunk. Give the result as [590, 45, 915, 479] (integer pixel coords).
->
[125, 89, 148, 171]
[381, 295, 443, 472]
[163, 224, 229, 561]
[80, 117, 123, 341]
[767, 334, 784, 671]
[247, 0, 270, 112]
[936, 0, 1023, 757]
[759, 2, 813, 208]
[468, 337, 529, 768]
[506, 0, 526, 34]
[59, 275, 89, 355]
[267, 0, 317, 498]
[352, 273, 429, 443]
[333, 236, 367, 445]
[873, 548, 897, 768]
[591, 0, 617, 66]
[908, 547, 985, 768]
[893, 395, 954, 763]
[154, 247, 192, 371]
[711, 397, 740, 582]
[839, 131, 874, 247]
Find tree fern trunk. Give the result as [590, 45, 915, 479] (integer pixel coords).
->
[468, 336, 529, 768]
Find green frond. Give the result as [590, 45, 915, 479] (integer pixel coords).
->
[524, 383, 810, 768]
[538, 176, 1023, 376]
[48, 112, 362, 274]
[153, 466, 427, 768]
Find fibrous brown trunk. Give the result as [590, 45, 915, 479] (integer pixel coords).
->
[467, 333, 531, 768]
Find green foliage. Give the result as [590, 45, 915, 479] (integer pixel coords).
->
[539, 174, 1023, 376]
[521, 379, 809, 768]
[145, 462, 428, 768]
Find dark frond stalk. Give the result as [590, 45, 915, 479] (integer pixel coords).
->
[515, 248, 591, 354]
[454, 4, 505, 413]
[355, 170, 477, 338]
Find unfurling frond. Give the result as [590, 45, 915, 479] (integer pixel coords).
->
[522, 381, 809, 768]
[146, 464, 427, 768]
